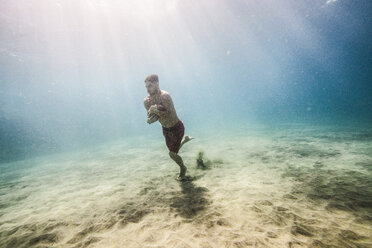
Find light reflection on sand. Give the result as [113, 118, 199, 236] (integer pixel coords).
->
[0, 126, 371, 247]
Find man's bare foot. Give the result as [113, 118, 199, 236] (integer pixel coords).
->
[176, 175, 188, 181]
[175, 165, 187, 181]
[181, 135, 194, 146]
[176, 174, 192, 181]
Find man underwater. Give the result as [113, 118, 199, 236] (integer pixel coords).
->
[143, 74, 193, 180]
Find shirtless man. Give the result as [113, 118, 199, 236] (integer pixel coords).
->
[143, 74, 193, 180]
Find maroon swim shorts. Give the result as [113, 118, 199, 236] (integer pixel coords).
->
[162, 120, 185, 154]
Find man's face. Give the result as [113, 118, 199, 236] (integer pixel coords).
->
[145, 81, 158, 95]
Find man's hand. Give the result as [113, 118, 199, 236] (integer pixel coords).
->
[147, 114, 158, 124]
[148, 104, 159, 115]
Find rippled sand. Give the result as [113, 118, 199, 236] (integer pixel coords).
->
[1, 125, 372, 247]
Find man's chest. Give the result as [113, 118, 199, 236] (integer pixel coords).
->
[148, 97, 163, 106]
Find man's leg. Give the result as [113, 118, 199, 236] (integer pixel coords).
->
[169, 151, 187, 179]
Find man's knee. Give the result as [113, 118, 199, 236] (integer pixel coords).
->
[169, 151, 177, 159]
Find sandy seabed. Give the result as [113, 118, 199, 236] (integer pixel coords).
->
[0, 125, 372, 248]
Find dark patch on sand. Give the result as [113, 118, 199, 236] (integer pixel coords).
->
[256, 200, 273, 206]
[72, 236, 102, 248]
[250, 151, 271, 163]
[0, 223, 62, 248]
[313, 129, 372, 142]
[28, 233, 59, 246]
[313, 161, 324, 169]
[283, 166, 372, 215]
[308, 229, 370, 248]
[254, 200, 371, 247]
[120, 208, 152, 225]
[283, 194, 297, 200]
[68, 226, 97, 244]
[192, 211, 232, 229]
[0, 214, 109, 248]
[291, 223, 315, 237]
[290, 145, 341, 158]
[281, 165, 372, 247]
[356, 160, 372, 171]
[0, 202, 10, 209]
[65, 218, 116, 245]
[112, 175, 212, 227]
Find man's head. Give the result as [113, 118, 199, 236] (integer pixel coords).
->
[145, 74, 159, 95]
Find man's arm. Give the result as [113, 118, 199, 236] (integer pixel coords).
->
[148, 93, 172, 118]
[148, 104, 166, 116]
[144, 98, 158, 124]
[144, 98, 151, 113]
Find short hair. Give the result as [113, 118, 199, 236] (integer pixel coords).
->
[145, 74, 159, 83]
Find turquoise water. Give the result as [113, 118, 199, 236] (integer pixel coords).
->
[1, 0, 372, 247]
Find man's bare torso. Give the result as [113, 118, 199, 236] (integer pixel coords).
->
[144, 90, 179, 128]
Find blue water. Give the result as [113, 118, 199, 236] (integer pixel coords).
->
[0, 0, 371, 162]
[0, 1, 372, 247]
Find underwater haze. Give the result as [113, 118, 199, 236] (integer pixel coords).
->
[1, 0, 372, 247]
